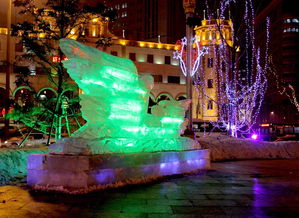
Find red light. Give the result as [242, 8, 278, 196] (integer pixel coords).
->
[52, 56, 68, 63]
[52, 56, 60, 63]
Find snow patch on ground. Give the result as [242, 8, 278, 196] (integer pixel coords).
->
[0, 148, 48, 185]
[197, 133, 299, 161]
[1, 134, 299, 185]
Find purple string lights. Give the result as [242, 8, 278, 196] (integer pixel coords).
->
[174, 0, 271, 137]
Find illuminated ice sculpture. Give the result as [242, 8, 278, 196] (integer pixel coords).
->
[51, 39, 199, 154]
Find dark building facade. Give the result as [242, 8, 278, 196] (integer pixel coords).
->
[104, 0, 186, 44]
[255, 0, 299, 124]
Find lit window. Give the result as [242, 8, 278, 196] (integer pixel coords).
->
[292, 18, 299, 23]
[287, 19, 291, 23]
[207, 100, 213, 110]
[91, 25, 97, 37]
[29, 70, 36, 75]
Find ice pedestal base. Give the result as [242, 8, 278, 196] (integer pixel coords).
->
[27, 149, 210, 194]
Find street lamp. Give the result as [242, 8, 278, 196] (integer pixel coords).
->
[182, 0, 196, 131]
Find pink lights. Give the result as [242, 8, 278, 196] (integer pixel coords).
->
[251, 134, 258, 140]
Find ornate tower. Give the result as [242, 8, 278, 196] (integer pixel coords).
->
[192, 18, 233, 122]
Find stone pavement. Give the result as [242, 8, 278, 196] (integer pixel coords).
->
[1, 160, 299, 217]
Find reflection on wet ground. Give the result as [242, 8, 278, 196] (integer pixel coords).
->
[1, 160, 299, 217]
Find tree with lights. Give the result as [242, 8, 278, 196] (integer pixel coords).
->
[8, 0, 116, 144]
[268, 55, 299, 114]
[175, 0, 270, 137]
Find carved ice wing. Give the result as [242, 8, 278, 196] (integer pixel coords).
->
[60, 39, 137, 74]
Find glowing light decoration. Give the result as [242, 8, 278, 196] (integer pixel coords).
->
[214, 0, 269, 137]
[251, 134, 258, 140]
[55, 39, 196, 154]
[51, 55, 68, 63]
[173, 37, 208, 77]
[268, 55, 299, 114]
[178, 0, 270, 137]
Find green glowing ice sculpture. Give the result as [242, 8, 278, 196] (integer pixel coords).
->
[50, 39, 199, 154]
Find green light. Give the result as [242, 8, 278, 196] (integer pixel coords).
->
[161, 117, 184, 124]
[57, 39, 193, 154]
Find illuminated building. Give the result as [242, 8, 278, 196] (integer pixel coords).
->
[192, 18, 233, 122]
[0, 1, 186, 115]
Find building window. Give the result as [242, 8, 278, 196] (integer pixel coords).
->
[207, 100, 213, 110]
[176, 95, 187, 101]
[284, 18, 299, 23]
[196, 102, 201, 114]
[208, 58, 213, 68]
[0, 64, 5, 72]
[129, 53, 136, 61]
[293, 18, 299, 23]
[222, 83, 226, 91]
[90, 25, 98, 37]
[111, 51, 118, 56]
[147, 54, 154, 63]
[207, 79, 213, 88]
[14, 66, 32, 75]
[153, 75, 162, 83]
[164, 56, 171, 65]
[221, 61, 226, 72]
[168, 76, 180, 84]
[283, 28, 299, 33]
[15, 42, 23, 52]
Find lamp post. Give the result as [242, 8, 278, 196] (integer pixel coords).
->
[4, 0, 12, 138]
[182, 0, 196, 131]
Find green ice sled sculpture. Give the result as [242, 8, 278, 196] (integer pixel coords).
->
[50, 39, 200, 154]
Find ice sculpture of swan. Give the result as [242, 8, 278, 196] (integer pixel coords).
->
[49, 39, 199, 154]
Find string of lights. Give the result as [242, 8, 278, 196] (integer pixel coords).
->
[174, 0, 270, 137]
[268, 55, 299, 113]
[173, 37, 208, 77]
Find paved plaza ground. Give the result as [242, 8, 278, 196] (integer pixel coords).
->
[1, 159, 299, 217]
